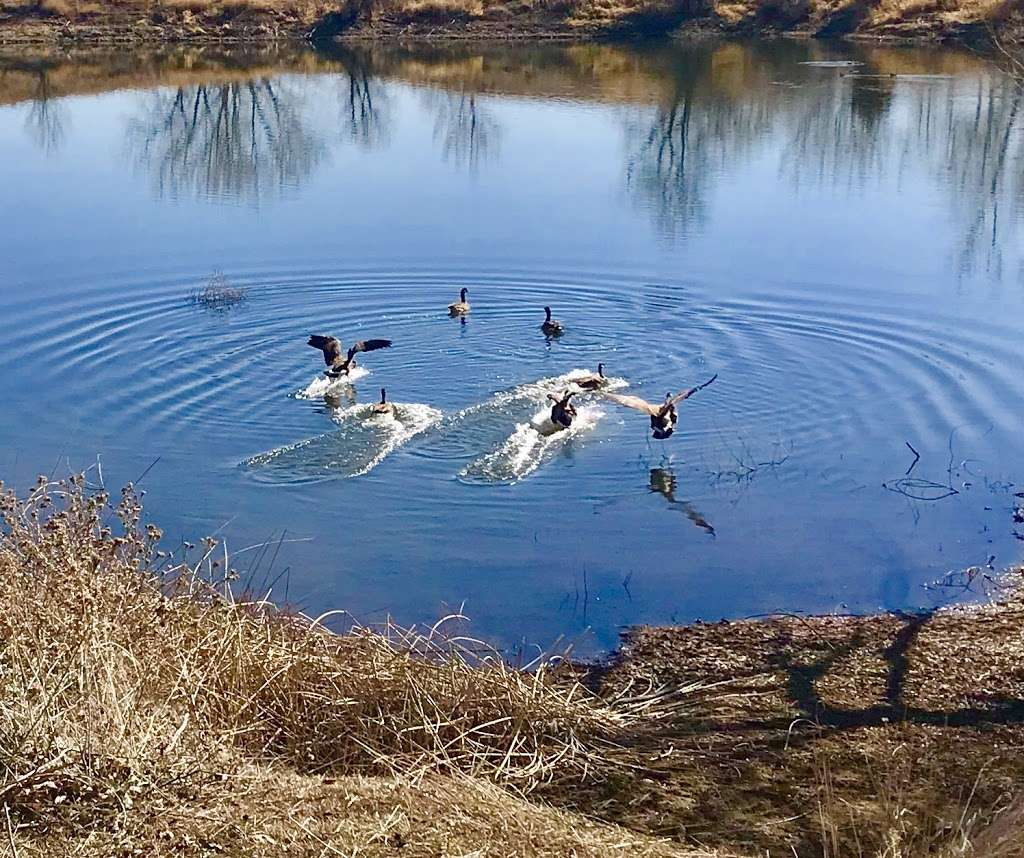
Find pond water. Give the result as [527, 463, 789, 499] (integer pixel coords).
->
[0, 39, 1022, 653]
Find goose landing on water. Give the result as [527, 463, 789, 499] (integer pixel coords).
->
[547, 390, 578, 430]
[371, 388, 395, 416]
[307, 335, 392, 378]
[605, 374, 717, 439]
[571, 363, 607, 391]
[448, 288, 470, 316]
[541, 306, 563, 336]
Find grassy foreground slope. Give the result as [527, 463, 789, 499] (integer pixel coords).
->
[1, 475, 1023, 856]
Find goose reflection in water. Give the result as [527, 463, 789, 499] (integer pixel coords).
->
[649, 468, 715, 536]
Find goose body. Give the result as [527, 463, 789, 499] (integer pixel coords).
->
[448, 288, 471, 316]
[547, 390, 578, 430]
[371, 387, 395, 416]
[605, 375, 717, 439]
[572, 363, 607, 391]
[307, 334, 392, 378]
[541, 306, 563, 336]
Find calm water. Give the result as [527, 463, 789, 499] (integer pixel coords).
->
[1, 41, 1022, 653]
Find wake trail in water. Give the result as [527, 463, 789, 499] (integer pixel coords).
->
[243, 401, 442, 483]
[295, 367, 370, 400]
[440, 370, 627, 484]
[460, 403, 607, 484]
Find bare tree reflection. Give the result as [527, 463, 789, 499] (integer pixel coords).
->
[624, 46, 773, 240]
[24, 70, 67, 155]
[338, 59, 391, 148]
[0, 60, 69, 154]
[939, 76, 1022, 280]
[126, 78, 326, 203]
[425, 89, 500, 170]
[781, 66, 1023, 280]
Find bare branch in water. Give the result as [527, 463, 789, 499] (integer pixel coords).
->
[189, 271, 247, 311]
[905, 441, 920, 475]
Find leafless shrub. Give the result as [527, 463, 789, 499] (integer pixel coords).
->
[188, 270, 247, 309]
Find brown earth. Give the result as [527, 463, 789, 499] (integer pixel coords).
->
[0, 0, 1021, 47]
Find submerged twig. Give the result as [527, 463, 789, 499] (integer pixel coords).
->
[905, 441, 920, 475]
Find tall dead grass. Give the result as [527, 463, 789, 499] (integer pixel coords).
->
[815, 747, 1024, 858]
[0, 475, 680, 855]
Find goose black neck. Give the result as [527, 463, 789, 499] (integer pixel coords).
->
[380, 388, 387, 404]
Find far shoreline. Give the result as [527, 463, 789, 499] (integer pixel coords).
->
[1, 1, 1021, 51]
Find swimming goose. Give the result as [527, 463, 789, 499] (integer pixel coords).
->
[605, 375, 717, 439]
[541, 306, 564, 336]
[448, 288, 470, 316]
[572, 363, 607, 391]
[307, 335, 392, 378]
[371, 387, 395, 416]
[547, 389, 578, 429]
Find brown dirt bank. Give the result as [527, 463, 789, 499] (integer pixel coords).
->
[2, 474, 1024, 856]
[1, 0, 1021, 47]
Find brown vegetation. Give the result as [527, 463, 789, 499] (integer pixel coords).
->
[0, 0, 1022, 45]
[0, 475, 693, 856]
[2, 477, 1024, 851]
[1, 475, 1024, 856]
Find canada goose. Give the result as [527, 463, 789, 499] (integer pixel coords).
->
[541, 306, 563, 336]
[605, 374, 717, 439]
[448, 288, 470, 316]
[547, 389, 578, 429]
[572, 363, 607, 391]
[371, 387, 395, 416]
[307, 335, 392, 378]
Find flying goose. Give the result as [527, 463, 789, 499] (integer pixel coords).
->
[448, 288, 470, 316]
[307, 335, 392, 378]
[541, 306, 563, 336]
[371, 387, 395, 416]
[547, 389, 578, 430]
[572, 363, 607, 391]
[605, 375, 717, 439]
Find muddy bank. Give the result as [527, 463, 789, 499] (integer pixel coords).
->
[564, 584, 1024, 855]
[1, 0, 1021, 47]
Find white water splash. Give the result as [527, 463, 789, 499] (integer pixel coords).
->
[329, 401, 443, 476]
[295, 366, 370, 400]
[460, 403, 606, 484]
[243, 401, 441, 482]
[451, 369, 628, 421]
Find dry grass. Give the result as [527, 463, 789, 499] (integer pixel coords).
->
[0, 474, 697, 856]
[3, 474, 1024, 856]
[1, 0, 1020, 38]
[391, 0, 486, 21]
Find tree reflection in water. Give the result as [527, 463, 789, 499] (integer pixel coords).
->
[24, 71, 67, 156]
[621, 42, 1023, 280]
[337, 56, 391, 148]
[0, 60, 69, 155]
[425, 90, 500, 170]
[623, 44, 774, 240]
[3, 42, 1019, 280]
[126, 78, 326, 203]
